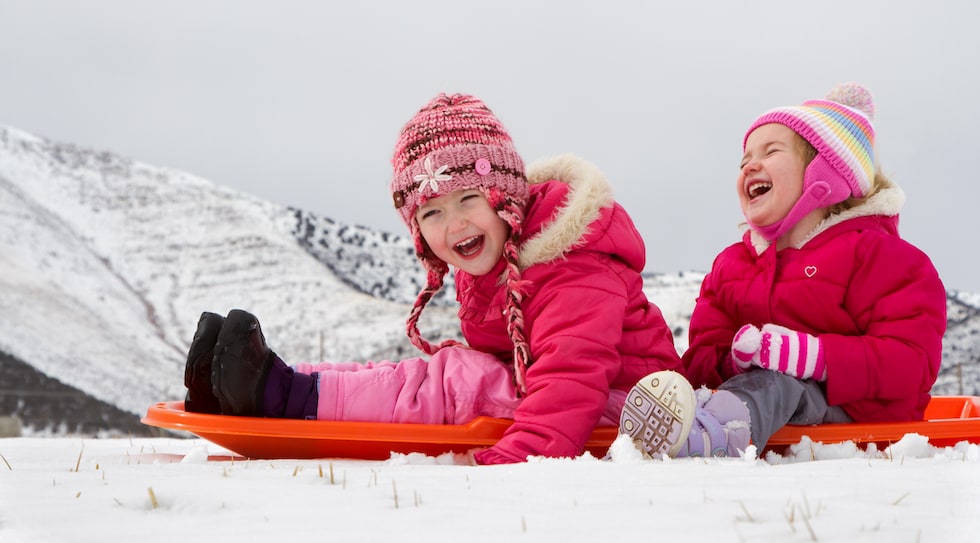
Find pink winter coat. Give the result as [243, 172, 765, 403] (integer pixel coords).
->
[683, 186, 946, 423]
[461, 155, 682, 464]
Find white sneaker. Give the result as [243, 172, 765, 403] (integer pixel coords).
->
[619, 370, 696, 458]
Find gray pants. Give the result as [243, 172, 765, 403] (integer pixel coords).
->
[719, 370, 851, 449]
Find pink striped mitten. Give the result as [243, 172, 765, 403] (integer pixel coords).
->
[731, 323, 826, 381]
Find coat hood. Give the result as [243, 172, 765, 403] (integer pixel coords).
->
[747, 184, 906, 255]
[518, 154, 635, 269]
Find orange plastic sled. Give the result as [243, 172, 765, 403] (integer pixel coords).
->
[142, 396, 980, 460]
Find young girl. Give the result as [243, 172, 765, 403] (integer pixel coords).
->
[620, 83, 947, 458]
[183, 93, 683, 464]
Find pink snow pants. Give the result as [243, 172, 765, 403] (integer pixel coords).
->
[293, 347, 626, 426]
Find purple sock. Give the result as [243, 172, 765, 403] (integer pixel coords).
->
[262, 356, 319, 419]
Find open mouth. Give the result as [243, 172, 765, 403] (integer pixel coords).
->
[747, 181, 772, 200]
[454, 235, 485, 257]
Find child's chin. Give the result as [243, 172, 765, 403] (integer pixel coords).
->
[456, 260, 494, 276]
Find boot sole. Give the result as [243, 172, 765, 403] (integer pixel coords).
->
[619, 370, 696, 458]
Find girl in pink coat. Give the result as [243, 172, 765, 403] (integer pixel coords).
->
[620, 83, 946, 459]
[183, 93, 682, 464]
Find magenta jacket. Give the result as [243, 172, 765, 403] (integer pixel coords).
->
[462, 155, 682, 464]
[683, 186, 946, 423]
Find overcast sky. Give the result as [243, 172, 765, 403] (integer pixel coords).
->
[2, 0, 978, 291]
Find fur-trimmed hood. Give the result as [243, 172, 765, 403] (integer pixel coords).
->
[747, 184, 907, 255]
[518, 154, 623, 269]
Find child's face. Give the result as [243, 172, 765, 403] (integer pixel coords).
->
[738, 123, 807, 228]
[415, 189, 508, 276]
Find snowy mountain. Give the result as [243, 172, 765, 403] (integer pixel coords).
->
[0, 125, 977, 434]
[0, 125, 460, 426]
[939, 290, 980, 395]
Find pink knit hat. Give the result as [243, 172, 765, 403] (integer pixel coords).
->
[391, 94, 528, 231]
[390, 93, 533, 391]
[743, 83, 877, 240]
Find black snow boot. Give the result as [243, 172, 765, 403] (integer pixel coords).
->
[211, 309, 277, 417]
[183, 311, 225, 414]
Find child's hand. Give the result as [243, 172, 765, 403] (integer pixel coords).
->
[731, 324, 763, 370]
[731, 323, 827, 381]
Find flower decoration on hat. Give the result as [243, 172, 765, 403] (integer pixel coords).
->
[414, 156, 452, 195]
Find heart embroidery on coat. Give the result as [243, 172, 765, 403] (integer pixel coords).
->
[804, 266, 817, 278]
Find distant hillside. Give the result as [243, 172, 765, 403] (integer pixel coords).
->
[0, 350, 161, 436]
[936, 290, 980, 396]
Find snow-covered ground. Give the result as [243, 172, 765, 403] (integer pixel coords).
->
[1, 435, 978, 542]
